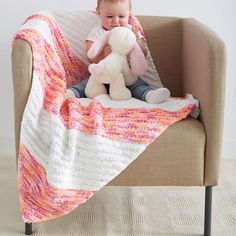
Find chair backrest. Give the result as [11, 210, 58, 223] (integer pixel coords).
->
[137, 16, 183, 96]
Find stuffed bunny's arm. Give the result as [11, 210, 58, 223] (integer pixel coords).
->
[87, 31, 111, 59]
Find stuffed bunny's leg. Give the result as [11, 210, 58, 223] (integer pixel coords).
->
[85, 75, 107, 98]
[110, 73, 131, 100]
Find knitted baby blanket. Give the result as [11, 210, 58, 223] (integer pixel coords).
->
[14, 11, 199, 223]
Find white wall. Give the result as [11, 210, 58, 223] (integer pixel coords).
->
[1, 0, 235, 158]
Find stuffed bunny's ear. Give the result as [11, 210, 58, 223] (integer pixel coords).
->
[129, 43, 148, 76]
[87, 31, 111, 59]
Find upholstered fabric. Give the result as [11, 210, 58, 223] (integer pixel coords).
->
[137, 16, 183, 97]
[12, 39, 32, 158]
[108, 117, 205, 186]
[182, 18, 226, 185]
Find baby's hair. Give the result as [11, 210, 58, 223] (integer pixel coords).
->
[97, 0, 131, 9]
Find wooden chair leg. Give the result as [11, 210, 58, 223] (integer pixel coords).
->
[204, 186, 213, 236]
[25, 222, 32, 235]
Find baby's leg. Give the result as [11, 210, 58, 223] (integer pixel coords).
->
[127, 78, 150, 101]
[145, 88, 170, 104]
[127, 78, 170, 104]
[64, 76, 89, 100]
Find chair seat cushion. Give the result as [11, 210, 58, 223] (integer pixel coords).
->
[108, 117, 205, 186]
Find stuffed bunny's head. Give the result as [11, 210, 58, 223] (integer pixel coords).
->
[108, 27, 136, 54]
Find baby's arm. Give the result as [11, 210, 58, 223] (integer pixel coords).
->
[85, 40, 111, 64]
[137, 38, 148, 57]
[131, 25, 148, 57]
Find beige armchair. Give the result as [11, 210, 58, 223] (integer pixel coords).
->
[12, 16, 226, 236]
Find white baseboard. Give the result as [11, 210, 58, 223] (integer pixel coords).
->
[0, 136, 15, 157]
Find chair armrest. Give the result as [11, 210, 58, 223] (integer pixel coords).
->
[11, 39, 33, 161]
[182, 18, 226, 185]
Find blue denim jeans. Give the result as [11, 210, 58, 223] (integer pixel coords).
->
[69, 76, 152, 101]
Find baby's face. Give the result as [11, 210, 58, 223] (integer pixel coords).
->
[97, 0, 130, 30]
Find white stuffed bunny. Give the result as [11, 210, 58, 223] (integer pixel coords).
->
[85, 27, 148, 100]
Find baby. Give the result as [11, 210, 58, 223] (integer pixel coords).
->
[65, 0, 170, 104]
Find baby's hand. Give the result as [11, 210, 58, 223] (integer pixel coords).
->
[102, 44, 112, 58]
